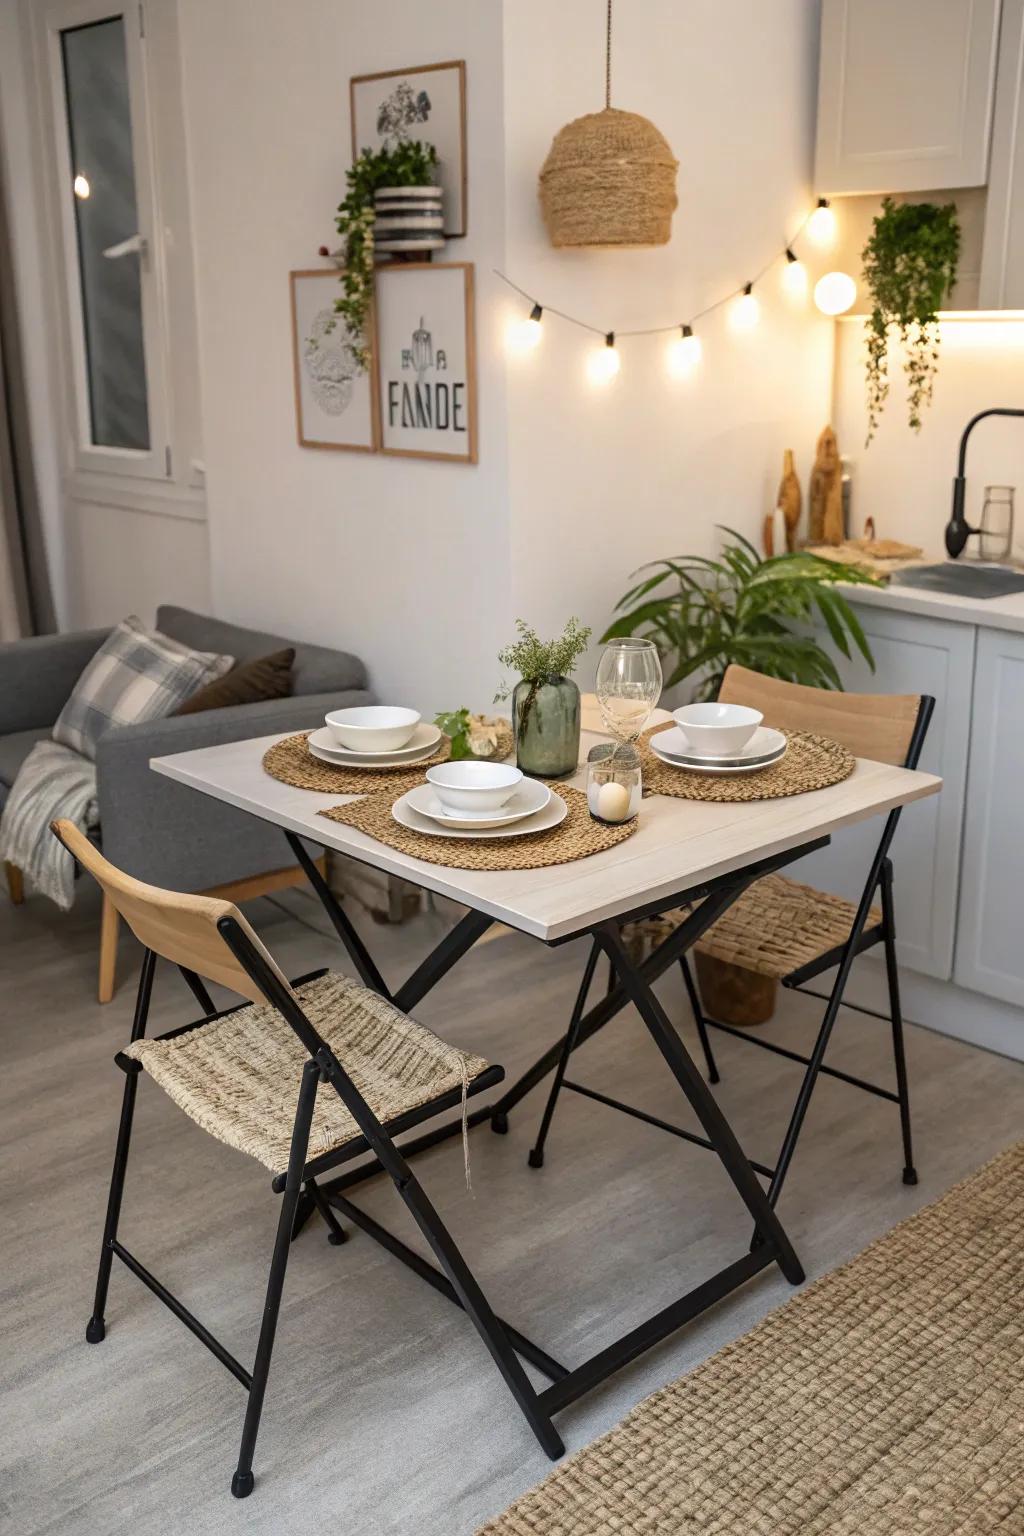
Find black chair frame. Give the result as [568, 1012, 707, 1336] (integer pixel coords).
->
[527, 695, 935, 1215]
[85, 928, 566, 1501]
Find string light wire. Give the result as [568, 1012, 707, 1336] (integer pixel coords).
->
[494, 204, 830, 343]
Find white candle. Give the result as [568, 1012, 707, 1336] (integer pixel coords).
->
[596, 780, 631, 823]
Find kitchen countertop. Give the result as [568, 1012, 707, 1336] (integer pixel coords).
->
[842, 576, 1024, 634]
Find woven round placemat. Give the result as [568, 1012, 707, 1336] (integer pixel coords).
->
[318, 786, 636, 871]
[261, 723, 513, 797]
[639, 725, 854, 803]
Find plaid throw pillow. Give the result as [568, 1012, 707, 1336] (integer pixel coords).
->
[53, 616, 234, 760]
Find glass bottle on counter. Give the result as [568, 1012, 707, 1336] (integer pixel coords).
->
[978, 486, 1014, 563]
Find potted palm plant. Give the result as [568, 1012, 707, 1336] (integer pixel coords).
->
[604, 528, 879, 1026]
[602, 528, 877, 698]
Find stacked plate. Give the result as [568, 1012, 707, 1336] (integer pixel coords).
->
[307, 723, 443, 768]
[651, 725, 787, 776]
[393, 778, 567, 840]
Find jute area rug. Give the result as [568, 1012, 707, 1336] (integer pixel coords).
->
[478, 1142, 1024, 1535]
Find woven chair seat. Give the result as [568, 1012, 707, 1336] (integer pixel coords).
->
[124, 971, 491, 1173]
[695, 873, 881, 980]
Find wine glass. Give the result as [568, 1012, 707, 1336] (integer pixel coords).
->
[596, 638, 663, 745]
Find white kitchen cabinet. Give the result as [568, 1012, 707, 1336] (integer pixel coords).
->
[954, 626, 1024, 1003]
[980, 0, 1024, 306]
[815, 0, 1002, 195]
[798, 605, 975, 979]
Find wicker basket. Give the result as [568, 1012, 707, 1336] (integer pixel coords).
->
[539, 107, 678, 248]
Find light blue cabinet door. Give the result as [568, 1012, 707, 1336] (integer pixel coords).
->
[796, 605, 974, 979]
[954, 627, 1024, 1004]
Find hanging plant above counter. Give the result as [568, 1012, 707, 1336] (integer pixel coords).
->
[332, 139, 440, 369]
[861, 197, 960, 446]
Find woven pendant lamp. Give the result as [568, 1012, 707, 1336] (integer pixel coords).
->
[539, 1, 678, 248]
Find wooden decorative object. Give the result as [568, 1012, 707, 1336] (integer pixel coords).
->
[762, 507, 786, 557]
[777, 449, 802, 551]
[694, 951, 776, 1026]
[809, 426, 843, 546]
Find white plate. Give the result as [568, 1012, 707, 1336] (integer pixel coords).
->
[654, 734, 792, 780]
[392, 787, 567, 840]
[405, 780, 551, 830]
[307, 722, 442, 765]
[652, 725, 787, 766]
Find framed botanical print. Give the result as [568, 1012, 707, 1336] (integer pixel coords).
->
[374, 262, 477, 464]
[290, 270, 379, 452]
[350, 60, 467, 238]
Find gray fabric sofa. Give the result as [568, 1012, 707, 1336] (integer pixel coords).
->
[1, 607, 372, 984]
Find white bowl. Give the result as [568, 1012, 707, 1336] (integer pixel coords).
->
[325, 705, 420, 753]
[672, 702, 763, 757]
[425, 760, 523, 813]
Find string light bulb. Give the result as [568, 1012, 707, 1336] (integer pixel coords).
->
[588, 332, 621, 383]
[731, 282, 760, 331]
[782, 247, 807, 299]
[814, 270, 857, 315]
[667, 323, 702, 378]
[507, 302, 544, 354]
[73, 173, 90, 199]
[807, 197, 837, 247]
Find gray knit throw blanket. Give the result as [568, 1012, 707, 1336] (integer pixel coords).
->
[0, 741, 98, 910]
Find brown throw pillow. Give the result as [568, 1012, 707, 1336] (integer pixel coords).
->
[175, 648, 295, 715]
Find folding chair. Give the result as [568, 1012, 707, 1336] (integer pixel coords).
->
[53, 820, 564, 1500]
[527, 666, 934, 1212]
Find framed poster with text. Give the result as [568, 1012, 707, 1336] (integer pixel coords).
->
[374, 262, 477, 464]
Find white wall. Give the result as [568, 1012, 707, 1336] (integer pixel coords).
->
[6, 0, 834, 681]
[833, 315, 1024, 557]
[501, 0, 834, 684]
[176, 0, 512, 714]
[176, 0, 833, 711]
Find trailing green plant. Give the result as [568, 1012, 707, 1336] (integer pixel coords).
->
[861, 197, 960, 444]
[333, 140, 439, 368]
[602, 528, 877, 700]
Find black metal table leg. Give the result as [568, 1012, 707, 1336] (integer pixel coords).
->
[284, 831, 392, 997]
[596, 922, 804, 1286]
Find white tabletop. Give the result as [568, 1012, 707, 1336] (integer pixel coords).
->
[150, 730, 940, 944]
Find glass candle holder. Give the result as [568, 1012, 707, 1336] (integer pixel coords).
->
[586, 743, 641, 825]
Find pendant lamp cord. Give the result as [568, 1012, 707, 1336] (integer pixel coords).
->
[605, 0, 613, 108]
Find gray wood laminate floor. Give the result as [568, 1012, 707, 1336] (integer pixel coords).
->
[2, 881, 1022, 1536]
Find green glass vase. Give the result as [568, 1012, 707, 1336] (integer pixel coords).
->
[512, 675, 581, 779]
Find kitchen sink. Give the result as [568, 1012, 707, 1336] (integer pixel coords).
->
[894, 563, 1024, 598]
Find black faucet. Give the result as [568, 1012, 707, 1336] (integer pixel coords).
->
[946, 407, 1024, 558]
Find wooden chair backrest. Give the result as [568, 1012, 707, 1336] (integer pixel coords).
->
[52, 820, 292, 1005]
[717, 665, 921, 767]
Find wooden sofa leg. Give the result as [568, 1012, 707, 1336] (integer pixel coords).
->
[5, 863, 24, 906]
[98, 894, 119, 1004]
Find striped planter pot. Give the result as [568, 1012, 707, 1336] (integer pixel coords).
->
[373, 185, 445, 253]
